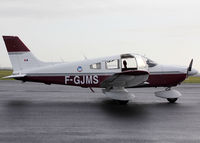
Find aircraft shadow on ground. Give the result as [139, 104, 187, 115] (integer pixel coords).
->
[7, 100, 32, 107]
[98, 99, 183, 119]
[5, 98, 184, 120]
[99, 99, 148, 119]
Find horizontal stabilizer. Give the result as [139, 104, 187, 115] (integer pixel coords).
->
[3, 74, 26, 79]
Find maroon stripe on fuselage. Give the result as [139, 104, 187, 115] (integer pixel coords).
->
[22, 75, 110, 87]
[19, 73, 187, 88]
[23, 76, 65, 85]
[146, 73, 187, 87]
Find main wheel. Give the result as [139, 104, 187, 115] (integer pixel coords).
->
[167, 98, 178, 103]
[116, 100, 129, 105]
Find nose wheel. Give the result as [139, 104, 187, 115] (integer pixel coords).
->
[167, 98, 178, 103]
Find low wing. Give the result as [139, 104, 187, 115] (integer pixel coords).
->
[100, 70, 149, 88]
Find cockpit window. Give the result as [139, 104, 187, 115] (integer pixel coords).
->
[146, 59, 157, 67]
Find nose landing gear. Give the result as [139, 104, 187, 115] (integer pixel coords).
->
[155, 87, 182, 103]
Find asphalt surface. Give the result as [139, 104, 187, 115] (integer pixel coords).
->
[0, 80, 200, 143]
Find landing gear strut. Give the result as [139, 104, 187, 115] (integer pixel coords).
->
[155, 87, 182, 103]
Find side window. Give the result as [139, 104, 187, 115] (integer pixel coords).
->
[90, 63, 101, 69]
[106, 59, 119, 69]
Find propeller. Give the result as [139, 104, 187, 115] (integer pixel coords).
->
[187, 59, 193, 76]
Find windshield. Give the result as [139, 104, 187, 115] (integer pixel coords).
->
[134, 55, 148, 70]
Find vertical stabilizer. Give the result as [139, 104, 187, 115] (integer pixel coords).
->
[3, 36, 44, 73]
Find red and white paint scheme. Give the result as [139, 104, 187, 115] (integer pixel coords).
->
[3, 36, 198, 104]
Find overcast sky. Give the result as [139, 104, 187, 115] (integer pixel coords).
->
[0, 0, 200, 71]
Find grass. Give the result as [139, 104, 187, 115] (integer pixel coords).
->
[183, 76, 200, 83]
[0, 70, 200, 83]
[0, 70, 13, 80]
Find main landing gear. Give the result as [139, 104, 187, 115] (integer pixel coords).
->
[102, 87, 134, 105]
[155, 87, 182, 103]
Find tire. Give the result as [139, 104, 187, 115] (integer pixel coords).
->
[167, 98, 178, 103]
[116, 100, 129, 105]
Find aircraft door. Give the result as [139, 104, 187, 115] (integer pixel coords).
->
[121, 57, 137, 71]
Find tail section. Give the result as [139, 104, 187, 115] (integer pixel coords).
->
[3, 36, 44, 73]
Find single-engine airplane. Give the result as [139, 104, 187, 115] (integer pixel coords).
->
[2, 36, 198, 104]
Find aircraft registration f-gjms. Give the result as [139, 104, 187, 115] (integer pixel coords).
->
[2, 36, 198, 104]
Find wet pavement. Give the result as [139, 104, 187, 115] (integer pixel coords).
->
[0, 80, 200, 143]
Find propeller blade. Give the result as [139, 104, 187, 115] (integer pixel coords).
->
[188, 59, 193, 72]
[187, 59, 193, 76]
